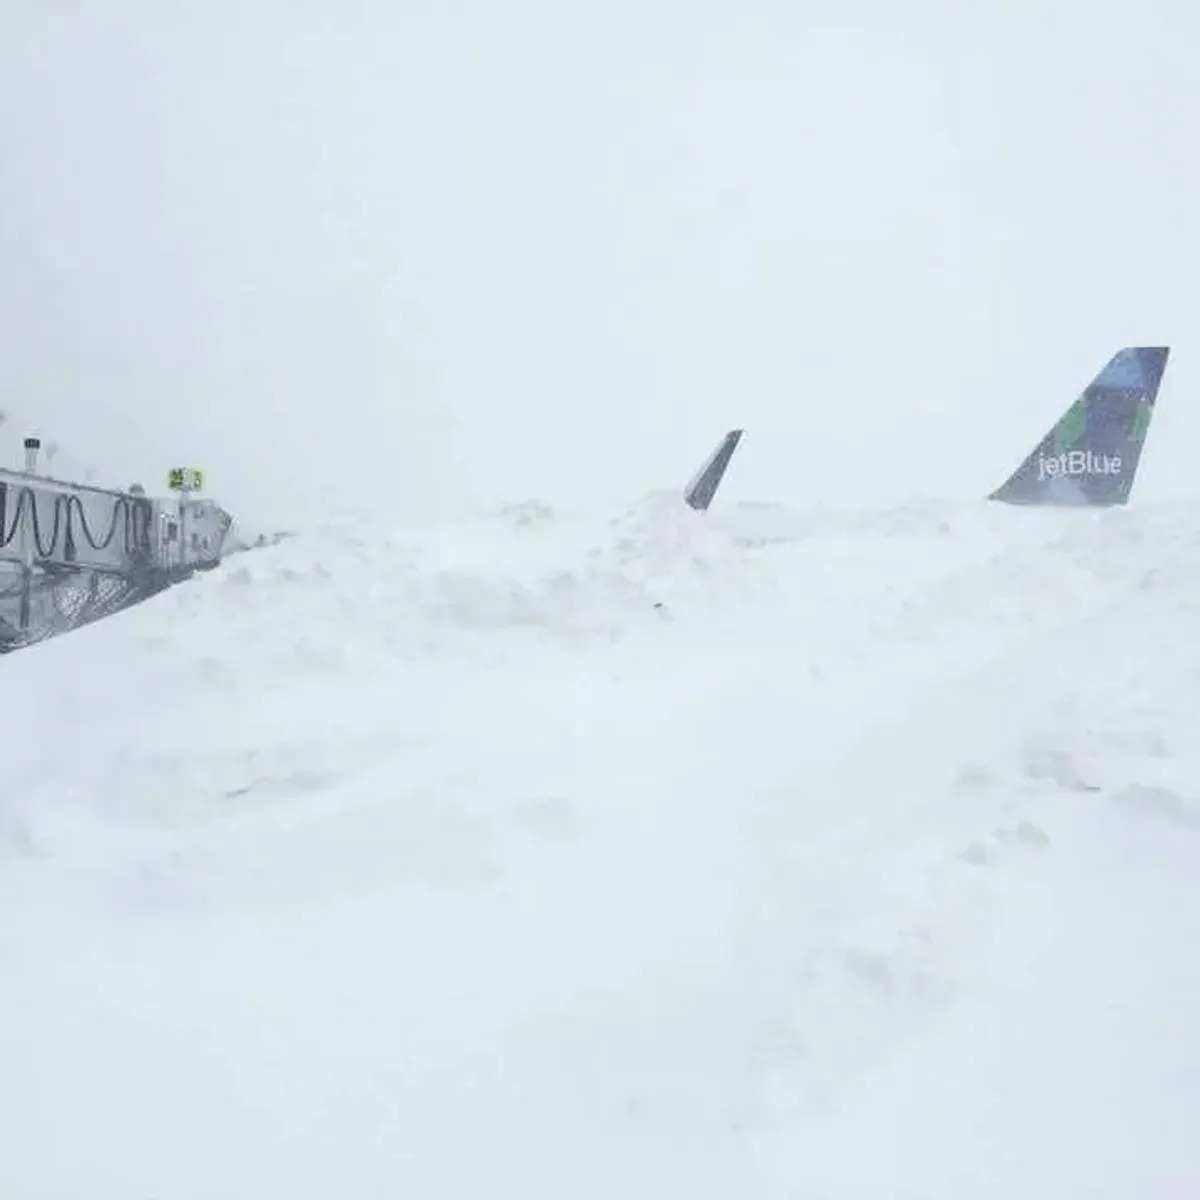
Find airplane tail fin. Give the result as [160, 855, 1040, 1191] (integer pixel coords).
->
[989, 346, 1170, 507]
[683, 429, 744, 512]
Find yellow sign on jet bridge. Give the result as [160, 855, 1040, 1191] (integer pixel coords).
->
[168, 467, 204, 491]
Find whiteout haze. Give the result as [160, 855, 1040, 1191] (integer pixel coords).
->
[1035, 450, 1123, 482]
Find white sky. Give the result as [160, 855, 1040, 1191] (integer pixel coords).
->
[0, 0, 1195, 530]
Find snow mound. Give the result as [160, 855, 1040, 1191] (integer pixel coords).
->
[155, 492, 763, 675]
[5, 496, 1200, 1198]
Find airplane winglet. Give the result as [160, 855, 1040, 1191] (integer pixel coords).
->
[683, 429, 744, 512]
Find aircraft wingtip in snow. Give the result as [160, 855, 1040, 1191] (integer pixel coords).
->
[989, 345, 1171, 507]
[683, 429, 744, 512]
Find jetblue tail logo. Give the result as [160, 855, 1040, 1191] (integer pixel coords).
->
[990, 346, 1169, 507]
[1035, 449, 1123, 481]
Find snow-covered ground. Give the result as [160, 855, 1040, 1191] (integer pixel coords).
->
[2, 493, 1199, 1198]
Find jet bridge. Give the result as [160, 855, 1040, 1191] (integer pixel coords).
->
[0, 438, 232, 648]
[0, 469, 155, 575]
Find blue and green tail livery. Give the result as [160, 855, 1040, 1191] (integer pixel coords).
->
[990, 346, 1170, 507]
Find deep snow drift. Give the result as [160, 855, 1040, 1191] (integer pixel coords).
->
[2, 493, 1199, 1198]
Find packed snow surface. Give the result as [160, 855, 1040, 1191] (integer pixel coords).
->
[3, 493, 1199, 1198]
